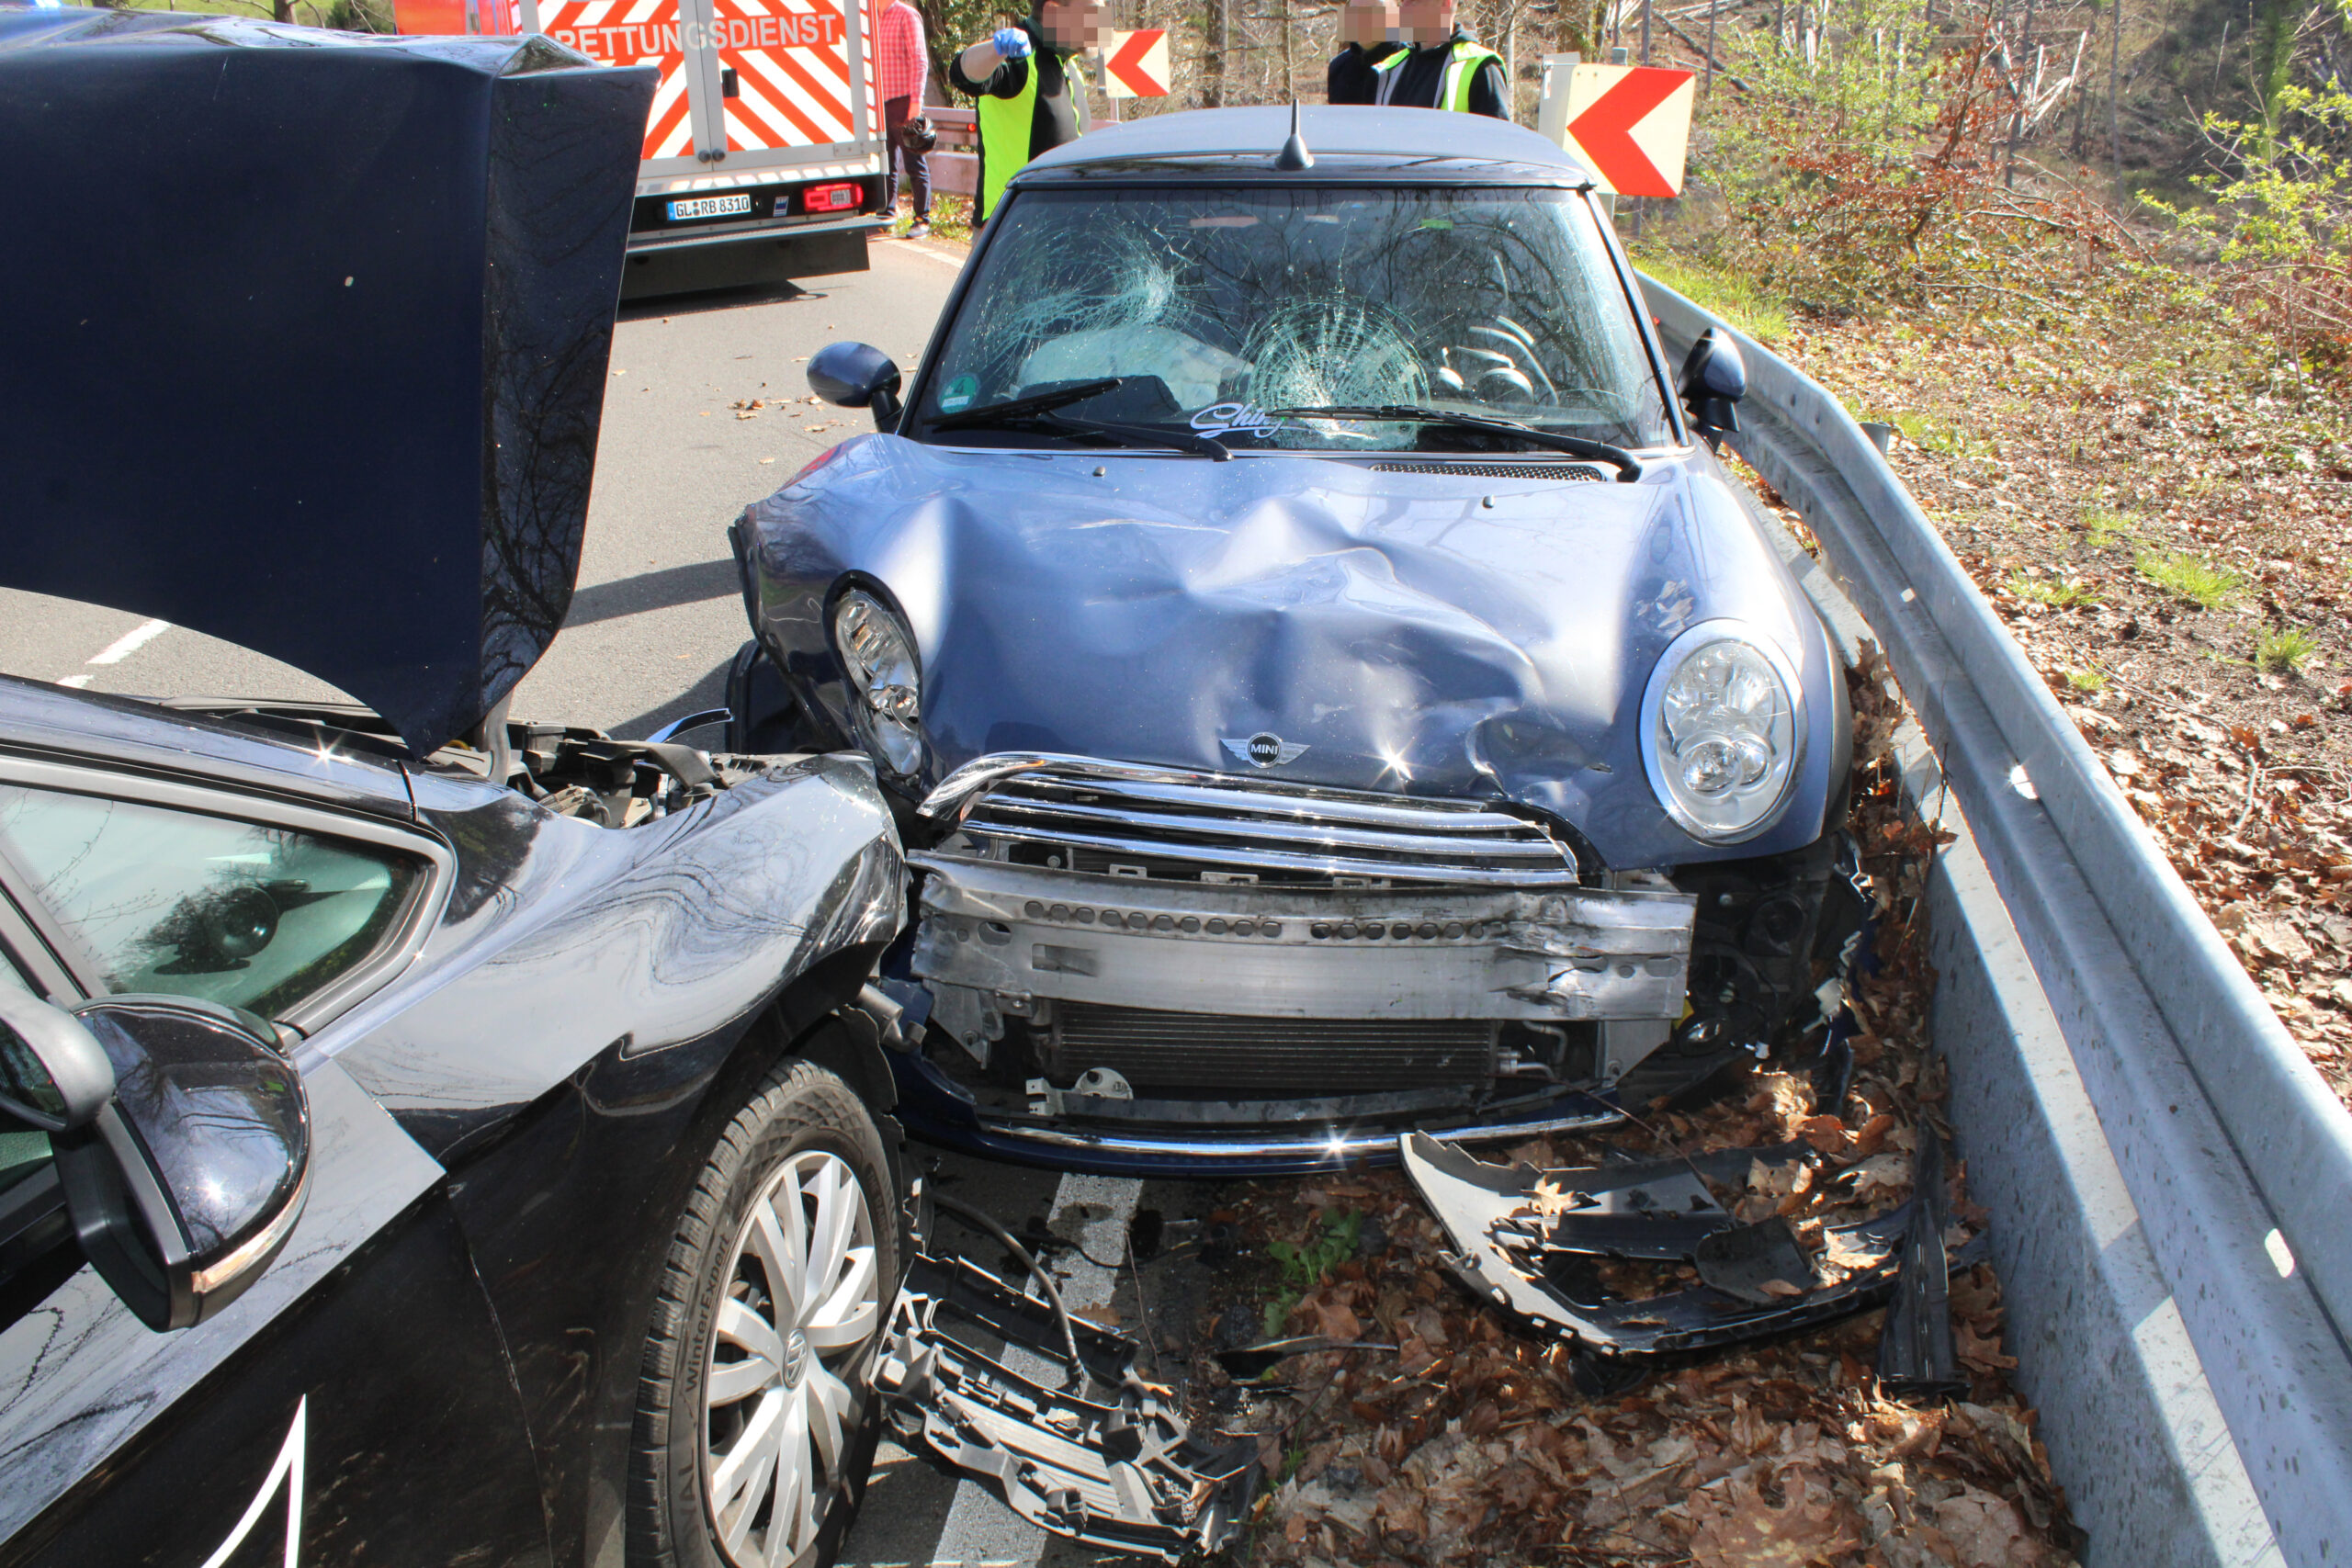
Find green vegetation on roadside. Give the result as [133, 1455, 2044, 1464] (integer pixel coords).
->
[1632, 251, 1792, 344]
[2136, 550, 2246, 609]
[2008, 570, 2102, 608]
[2256, 625, 2320, 672]
[1261, 1208, 1360, 1341]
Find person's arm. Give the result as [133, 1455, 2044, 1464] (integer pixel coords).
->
[1467, 55, 1510, 118]
[952, 28, 1030, 94]
[910, 8, 928, 107]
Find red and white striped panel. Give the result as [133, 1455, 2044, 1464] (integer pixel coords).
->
[539, 0, 695, 161]
[709, 0, 865, 152]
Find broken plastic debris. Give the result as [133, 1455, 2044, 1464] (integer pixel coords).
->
[877, 1253, 1257, 1562]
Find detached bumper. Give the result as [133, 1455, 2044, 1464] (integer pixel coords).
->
[1401, 1131, 1982, 1358]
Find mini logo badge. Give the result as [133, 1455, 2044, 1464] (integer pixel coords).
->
[1222, 732, 1306, 768]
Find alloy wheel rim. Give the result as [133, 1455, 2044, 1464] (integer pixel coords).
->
[702, 1147, 881, 1568]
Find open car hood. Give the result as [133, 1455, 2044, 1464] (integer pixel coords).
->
[0, 12, 652, 754]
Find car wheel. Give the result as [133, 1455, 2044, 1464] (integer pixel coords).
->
[631, 1059, 900, 1568]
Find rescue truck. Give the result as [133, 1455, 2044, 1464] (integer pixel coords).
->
[395, 0, 888, 296]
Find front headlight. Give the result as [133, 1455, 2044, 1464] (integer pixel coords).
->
[831, 589, 923, 775]
[1641, 622, 1804, 842]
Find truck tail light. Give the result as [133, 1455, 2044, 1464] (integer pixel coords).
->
[804, 182, 859, 213]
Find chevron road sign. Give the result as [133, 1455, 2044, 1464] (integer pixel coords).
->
[1101, 28, 1170, 96]
[1561, 63, 1696, 197]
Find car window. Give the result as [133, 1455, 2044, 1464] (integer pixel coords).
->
[916, 185, 1673, 451]
[0, 785, 425, 1021]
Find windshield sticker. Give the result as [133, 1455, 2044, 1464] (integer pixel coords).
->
[1188, 401, 1288, 438]
[940, 374, 978, 412]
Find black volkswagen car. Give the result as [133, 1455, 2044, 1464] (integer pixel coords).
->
[735, 107, 1861, 1177]
[0, 17, 919, 1568]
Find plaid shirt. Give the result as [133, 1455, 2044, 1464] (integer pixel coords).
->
[876, 0, 927, 107]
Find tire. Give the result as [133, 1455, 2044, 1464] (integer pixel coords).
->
[630, 1059, 901, 1568]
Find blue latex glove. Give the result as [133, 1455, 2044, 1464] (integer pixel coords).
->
[991, 26, 1032, 58]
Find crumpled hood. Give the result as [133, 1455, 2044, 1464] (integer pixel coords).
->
[0, 13, 652, 754]
[741, 436, 1842, 867]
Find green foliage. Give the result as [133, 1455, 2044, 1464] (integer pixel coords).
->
[1634, 251, 1793, 343]
[2007, 569, 2101, 608]
[2256, 624, 2319, 671]
[2152, 85, 2352, 266]
[2066, 667, 2109, 693]
[1261, 1208, 1360, 1340]
[2136, 549, 2245, 608]
[2082, 507, 2137, 549]
[915, 0, 1008, 96]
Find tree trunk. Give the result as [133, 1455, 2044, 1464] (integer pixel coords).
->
[2109, 0, 2122, 197]
[2251, 0, 2297, 151]
[1204, 0, 1225, 107]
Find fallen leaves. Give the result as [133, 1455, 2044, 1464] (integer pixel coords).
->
[1220, 643, 2078, 1568]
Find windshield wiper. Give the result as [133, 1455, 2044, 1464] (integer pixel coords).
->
[1268, 404, 1643, 482]
[930, 403, 1231, 461]
[928, 378, 1125, 432]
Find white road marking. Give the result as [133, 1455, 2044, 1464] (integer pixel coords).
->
[85, 617, 170, 666]
[899, 239, 968, 271]
[56, 675, 91, 689]
[924, 1171, 1141, 1568]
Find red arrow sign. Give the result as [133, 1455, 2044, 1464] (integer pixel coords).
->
[1102, 28, 1170, 96]
[1565, 66, 1691, 197]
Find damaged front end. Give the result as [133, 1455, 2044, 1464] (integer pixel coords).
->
[884, 755, 1866, 1173]
[1400, 1126, 1974, 1366]
[877, 1252, 1258, 1561]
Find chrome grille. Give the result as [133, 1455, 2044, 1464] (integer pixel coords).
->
[1048, 1003, 1495, 1095]
[948, 766, 1584, 888]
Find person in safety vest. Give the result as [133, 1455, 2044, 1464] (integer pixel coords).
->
[951, 0, 1107, 221]
[1370, 0, 1509, 117]
[1327, 0, 1403, 104]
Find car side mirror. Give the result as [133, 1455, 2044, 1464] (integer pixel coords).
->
[808, 341, 903, 430]
[6, 993, 311, 1332]
[1677, 327, 1747, 436]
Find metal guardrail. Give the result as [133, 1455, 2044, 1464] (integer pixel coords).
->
[1638, 276, 2352, 1563]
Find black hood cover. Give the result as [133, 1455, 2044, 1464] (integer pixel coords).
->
[0, 12, 653, 753]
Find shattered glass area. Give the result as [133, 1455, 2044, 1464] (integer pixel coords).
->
[919, 186, 1673, 449]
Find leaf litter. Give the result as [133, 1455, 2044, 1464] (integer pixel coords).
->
[1170, 646, 2082, 1567]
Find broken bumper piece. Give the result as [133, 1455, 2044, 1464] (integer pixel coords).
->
[1400, 1131, 1981, 1357]
[876, 1253, 1258, 1562]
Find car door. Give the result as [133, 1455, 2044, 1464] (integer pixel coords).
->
[0, 757, 550, 1568]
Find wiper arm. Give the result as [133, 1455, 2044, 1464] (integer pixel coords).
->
[928, 378, 1125, 432]
[931, 403, 1230, 461]
[1269, 404, 1643, 482]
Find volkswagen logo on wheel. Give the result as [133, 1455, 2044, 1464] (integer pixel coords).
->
[1221, 731, 1306, 768]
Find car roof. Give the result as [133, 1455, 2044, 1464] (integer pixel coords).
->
[1017, 106, 1598, 187]
[0, 675, 419, 824]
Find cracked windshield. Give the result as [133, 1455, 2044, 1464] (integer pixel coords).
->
[916, 186, 1673, 451]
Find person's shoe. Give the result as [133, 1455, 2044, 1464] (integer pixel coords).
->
[906, 220, 932, 239]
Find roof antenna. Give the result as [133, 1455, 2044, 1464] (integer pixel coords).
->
[1275, 99, 1314, 170]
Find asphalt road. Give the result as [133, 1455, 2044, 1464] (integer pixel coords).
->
[0, 237, 1185, 1568]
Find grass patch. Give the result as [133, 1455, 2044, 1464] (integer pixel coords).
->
[1261, 1208, 1360, 1340]
[2007, 569, 2100, 608]
[2136, 549, 2245, 609]
[2082, 508, 2136, 549]
[890, 193, 974, 246]
[2256, 625, 2319, 673]
[1880, 409, 1995, 458]
[1633, 252, 1793, 344]
[2066, 667, 2108, 693]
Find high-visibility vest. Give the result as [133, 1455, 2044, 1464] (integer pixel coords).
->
[977, 53, 1043, 220]
[1372, 37, 1503, 113]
